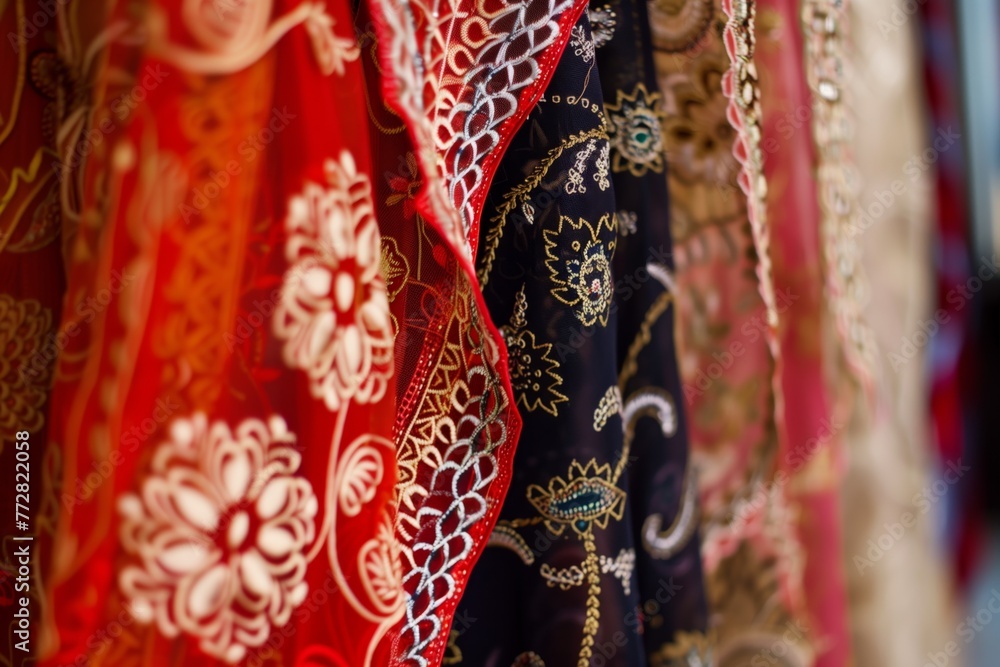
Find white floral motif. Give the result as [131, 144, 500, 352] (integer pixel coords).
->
[337, 439, 385, 517]
[167, 1, 354, 76]
[118, 414, 317, 663]
[303, 4, 360, 76]
[616, 210, 638, 236]
[565, 139, 598, 195]
[570, 24, 595, 62]
[594, 142, 611, 191]
[587, 5, 617, 48]
[274, 151, 393, 411]
[358, 513, 405, 614]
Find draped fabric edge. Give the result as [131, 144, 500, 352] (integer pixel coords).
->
[364, 0, 591, 662]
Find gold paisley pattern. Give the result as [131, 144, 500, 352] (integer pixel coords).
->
[523, 458, 627, 666]
[527, 459, 626, 537]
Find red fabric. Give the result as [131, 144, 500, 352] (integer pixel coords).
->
[10, 0, 583, 665]
[757, 0, 852, 663]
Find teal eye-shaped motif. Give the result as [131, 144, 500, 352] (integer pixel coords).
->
[527, 459, 626, 536]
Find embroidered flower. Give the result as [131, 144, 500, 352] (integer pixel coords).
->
[357, 512, 404, 613]
[594, 142, 611, 191]
[605, 83, 668, 177]
[385, 152, 421, 219]
[570, 24, 595, 62]
[118, 414, 317, 663]
[500, 286, 568, 417]
[379, 236, 410, 304]
[588, 5, 617, 48]
[616, 210, 638, 236]
[303, 4, 360, 76]
[274, 150, 393, 411]
[542, 214, 618, 327]
[565, 140, 598, 195]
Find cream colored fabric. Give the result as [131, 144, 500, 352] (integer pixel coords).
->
[842, 2, 959, 664]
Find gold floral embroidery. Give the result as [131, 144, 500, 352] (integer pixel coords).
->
[500, 286, 567, 417]
[477, 126, 607, 286]
[542, 213, 617, 327]
[540, 562, 586, 589]
[650, 629, 715, 667]
[379, 235, 410, 303]
[663, 53, 737, 185]
[0, 295, 53, 439]
[604, 83, 667, 176]
[517, 421, 633, 665]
